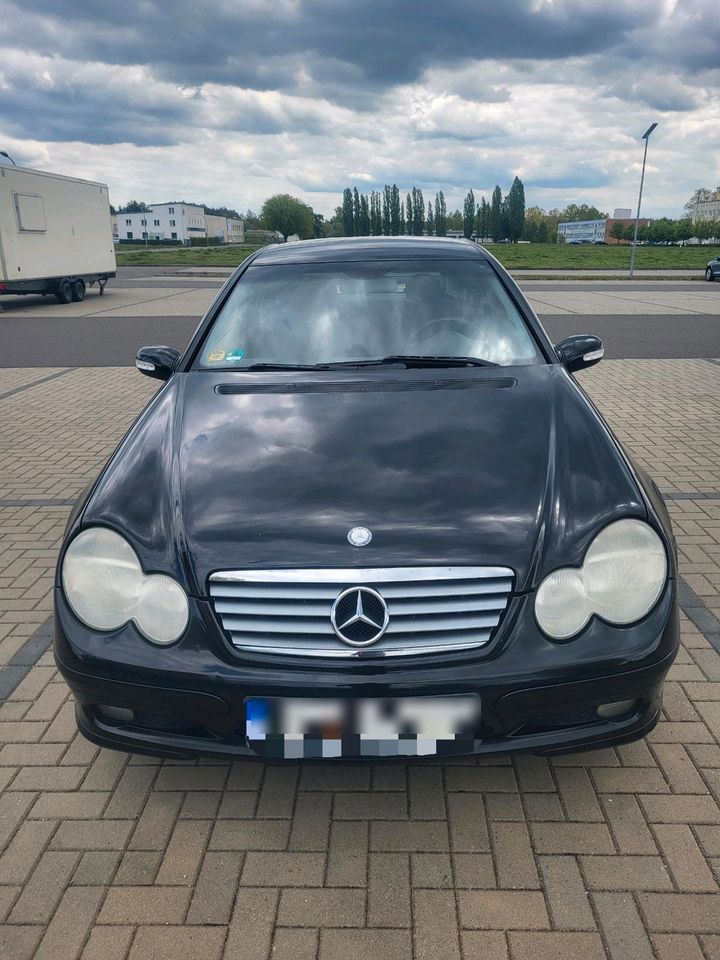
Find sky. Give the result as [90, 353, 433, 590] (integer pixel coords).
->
[0, 0, 718, 219]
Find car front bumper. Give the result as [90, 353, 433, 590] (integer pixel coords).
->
[54, 580, 679, 761]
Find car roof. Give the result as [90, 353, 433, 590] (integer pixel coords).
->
[251, 236, 489, 265]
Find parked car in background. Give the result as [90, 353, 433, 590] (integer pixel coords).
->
[705, 256, 720, 281]
[55, 236, 679, 762]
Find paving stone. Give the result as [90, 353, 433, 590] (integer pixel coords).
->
[414, 889, 460, 959]
[538, 856, 596, 931]
[319, 929, 412, 960]
[367, 852, 411, 927]
[98, 886, 191, 924]
[127, 925, 225, 960]
[508, 932, 607, 960]
[458, 889, 550, 930]
[278, 887, 365, 927]
[593, 891, 655, 960]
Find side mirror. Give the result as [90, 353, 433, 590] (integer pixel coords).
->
[555, 335, 604, 373]
[135, 345, 181, 381]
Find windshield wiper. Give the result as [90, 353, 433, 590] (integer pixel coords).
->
[243, 356, 499, 371]
[325, 355, 500, 369]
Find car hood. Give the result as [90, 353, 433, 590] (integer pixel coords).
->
[82, 366, 645, 595]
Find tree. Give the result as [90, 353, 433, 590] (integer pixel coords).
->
[399, 204, 406, 234]
[118, 200, 151, 213]
[352, 188, 361, 237]
[561, 203, 608, 222]
[411, 187, 425, 235]
[390, 185, 401, 235]
[489, 186, 503, 241]
[476, 197, 489, 242]
[205, 205, 241, 219]
[507, 176, 525, 242]
[382, 186, 391, 235]
[406, 193, 413, 234]
[313, 212, 324, 239]
[260, 194, 315, 241]
[342, 188, 354, 236]
[609, 221, 627, 244]
[500, 197, 511, 242]
[370, 191, 382, 235]
[359, 194, 371, 235]
[427, 201, 434, 236]
[447, 209, 463, 231]
[434, 191, 447, 236]
[463, 189, 475, 238]
[243, 209, 265, 229]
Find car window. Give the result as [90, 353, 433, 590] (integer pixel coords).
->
[198, 259, 543, 368]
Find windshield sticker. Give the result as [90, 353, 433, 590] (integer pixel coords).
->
[226, 349, 246, 362]
[207, 350, 226, 362]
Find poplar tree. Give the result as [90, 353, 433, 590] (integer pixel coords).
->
[507, 176, 526, 242]
[476, 197, 489, 241]
[382, 186, 391, 235]
[359, 194, 370, 235]
[352, 187, 361, 236]
[406, 193, 413, 234]
[434, 191, 447, 236]
[427, 201, 434, 236]
[390, 185, 401, 235]
[342, 188, 354, 236]
[490, 185, 503, 241]
[370, 191, 382, 235]
[399, 205, 406, 234]
[463, 189, 475, 238]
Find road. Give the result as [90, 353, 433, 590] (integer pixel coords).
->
[1, 268, 718, 367]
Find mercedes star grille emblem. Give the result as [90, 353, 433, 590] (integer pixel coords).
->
[330, 586, 389, 647]
[347, 526, 372, 547]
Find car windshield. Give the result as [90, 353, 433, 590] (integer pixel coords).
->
[198, 259, 543, 369]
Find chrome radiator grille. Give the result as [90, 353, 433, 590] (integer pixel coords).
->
[209, 566, 514, 658]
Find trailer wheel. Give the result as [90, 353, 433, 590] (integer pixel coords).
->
[71, 279, 86, 302]
[55, 279, 72, 304]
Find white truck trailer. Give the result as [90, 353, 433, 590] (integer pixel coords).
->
[0, 163, 116, 304]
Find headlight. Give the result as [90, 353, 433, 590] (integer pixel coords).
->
[535, 519, 667, 640]
[62, 527, 189, 645]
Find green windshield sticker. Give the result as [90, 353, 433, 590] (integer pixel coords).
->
[226, 349, 246, 362]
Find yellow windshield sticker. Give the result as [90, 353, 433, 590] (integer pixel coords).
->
[207, 350, 226, 362]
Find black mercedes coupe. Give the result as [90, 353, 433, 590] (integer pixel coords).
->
[54, 237, 678, 760]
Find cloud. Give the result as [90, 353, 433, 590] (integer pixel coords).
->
[0, 0, 718, 218]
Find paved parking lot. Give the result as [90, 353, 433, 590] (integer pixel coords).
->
[1, 277, 720, 959]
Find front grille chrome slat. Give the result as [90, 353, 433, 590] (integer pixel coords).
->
[209, 566, 514, 659]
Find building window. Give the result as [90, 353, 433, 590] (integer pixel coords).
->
[171, 232, 177, 239]
[127, 231, 133, 239]
[154, 219, 160, 226]
[141, 219, 146, 226]
[170, 219, 176, 226]
[142, 232, 147, 239]
[169, 207, 175, 214]
[125, 218, 131, 225]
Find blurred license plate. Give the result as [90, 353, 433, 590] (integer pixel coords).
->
[245, 695, 480, 758]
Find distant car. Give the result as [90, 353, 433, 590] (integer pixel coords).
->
[705, 257, 720, 281]
[567, 239, 582, 245]
[592, 240, 607, 245]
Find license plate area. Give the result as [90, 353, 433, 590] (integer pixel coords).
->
[245, 695, 481, 758]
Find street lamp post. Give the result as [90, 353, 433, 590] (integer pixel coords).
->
[629, 122, 658, 279]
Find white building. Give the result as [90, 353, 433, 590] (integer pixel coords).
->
[557, 219, 607, 243]
[688, 188, 720, 223]
[114, 203, 243, 243]
[205, 213, 245, 243]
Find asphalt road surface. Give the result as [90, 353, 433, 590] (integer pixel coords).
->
[1, 271, 718, 367]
